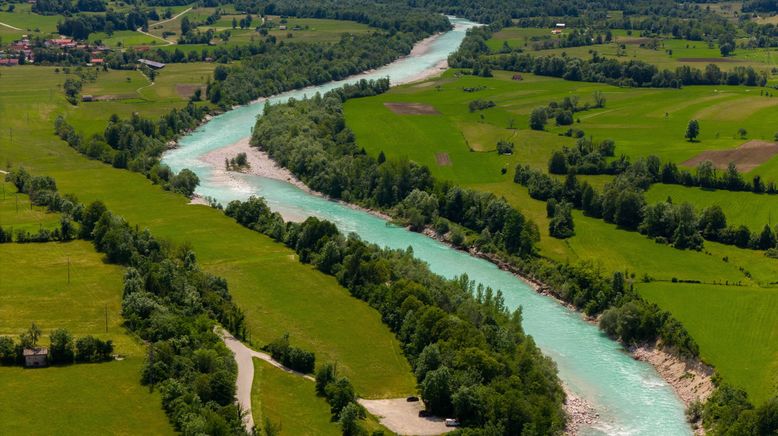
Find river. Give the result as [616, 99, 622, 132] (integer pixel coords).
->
[163, 17, 690, 435]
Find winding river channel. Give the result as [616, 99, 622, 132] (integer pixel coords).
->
[163, 17, 690, 435]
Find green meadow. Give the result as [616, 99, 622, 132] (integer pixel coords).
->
[489, 26, 778, 74]
[344, 70, 778, 401]
[251, 358, 341, 436]
[0, 65, 416, 399]
[0, 241, 173, 435]
[0, 181, 61, 233]
[639, 282, 778, 404]
[0, 4, 61, 35]
[646, 184, 778, 231]
[251, 358, 392, 435]
[87, 30, 162, 48]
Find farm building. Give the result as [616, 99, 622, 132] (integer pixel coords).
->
[23, 348, 48, 367]
[138, 59, 165, 69]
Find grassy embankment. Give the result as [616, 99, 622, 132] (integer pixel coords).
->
[1, 63, 416, 428]
[344, 70, 778, 403]
[0, 188, 173, 434]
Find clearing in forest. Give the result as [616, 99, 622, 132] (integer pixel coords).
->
[384, 102, 440, 115]
[682, 140, 778, 172]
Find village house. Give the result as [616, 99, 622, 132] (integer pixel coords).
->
[23, 348, 48, 367]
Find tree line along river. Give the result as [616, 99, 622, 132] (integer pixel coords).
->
[163, 17, 691, 435]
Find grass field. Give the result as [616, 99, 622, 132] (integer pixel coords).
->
[0, 241, 173, 435]
[87, 30, 162, 48]
[489, 26, 778, 74]
[251, 358, 391, 435]
[0, 4, 61, 34]
[0, 65, 416, 399]
[344, 70, 778, 401]
[347, 70, 778, 219]
[639, 282, 778, 404]
[0, 181, 61, 233]
[251, 358, 340, 435]
[646, 184, 778, 231]
[262, 17, 372, 43]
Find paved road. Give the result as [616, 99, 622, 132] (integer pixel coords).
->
[219, 328, 314, 431]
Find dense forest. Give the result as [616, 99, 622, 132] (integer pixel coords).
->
[4, 167, 249, 434]
[224, 196, 567, 434]
[207, 32, 422, 106]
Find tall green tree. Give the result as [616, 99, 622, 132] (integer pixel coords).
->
[529, 107, 547, 130]
[685, 119, 700, 141]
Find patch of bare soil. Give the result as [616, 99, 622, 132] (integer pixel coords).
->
[682, 140, 778, 172]
[620, 37, 653, 45]
[435, 152, 452, 166]
[84, 94, 135, 101]
[384, 102, 440, 115]
[677, 57, 740, 63]
[176, 84, 206, 98]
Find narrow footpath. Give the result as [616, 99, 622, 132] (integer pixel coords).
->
[219, 328, 451, 435]
[219, 328, 313, 431]
[136, 7, 193, 46]
[0, 21, 22, 31]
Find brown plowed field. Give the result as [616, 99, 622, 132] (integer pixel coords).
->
[384, 102, 440, 115]
[682, 140, 778, 172]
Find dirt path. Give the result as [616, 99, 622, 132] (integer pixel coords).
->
[136, 26, 174, 46]
[0, 21, 22, 31]
[135, 69, 155, 98]
[153, 7, 192, 26]
[219, 328, 453, 436]
[218, 328, 314, 431]
[137, 7, 193, 45]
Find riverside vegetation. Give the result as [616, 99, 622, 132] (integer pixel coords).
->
[5, 165, 572, 434]
[4, 1, 774, 431]
[4, 167, 248, 434]
[250, 77, 778, 433]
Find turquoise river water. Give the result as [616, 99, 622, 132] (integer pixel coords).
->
[163, 17, 690, 435]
